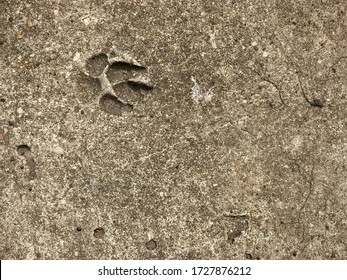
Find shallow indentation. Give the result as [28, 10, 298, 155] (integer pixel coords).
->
[145, 239, 157, 250]
[310, 98, 325, 108]
[17, 145, 37, 180]
[17, 144, 31, 155]
[86, 53, 109, 77]
[93, 227, 105, 238]
[224, 213, 249, 245]
[113, 82, 144, 104]
[99, 94, 133, 116]
[245, 253, 253, 259]
[106, 62, 145, 84]
[127, 80, 153, 91]
[227, 230, 242, 244]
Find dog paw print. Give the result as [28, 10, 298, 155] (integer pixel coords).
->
[84, 50, 153, 116]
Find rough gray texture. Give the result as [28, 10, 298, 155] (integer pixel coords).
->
[1, 0, 347, 259]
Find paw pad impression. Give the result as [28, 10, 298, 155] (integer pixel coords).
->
[84, 50, 153, 116]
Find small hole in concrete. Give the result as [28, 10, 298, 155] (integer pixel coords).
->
[245, 253, 253, 259]
[76, 227, 82, 232]
[227, 230, 242, 245]
[310, 99, 324, 108]
[171, 58, 179, 65]
[8, 120, 15, 126]
[0, 97, 5, 102]
[73, 106, 81, 113]
[93, 227, 105, 238]
[292, 250, 297, 257]
[145, 239, 157, 250]
[28, 187, 32, 191]
[17, 144, 31, 155]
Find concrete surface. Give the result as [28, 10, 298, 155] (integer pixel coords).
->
[1, 0, 347, 259]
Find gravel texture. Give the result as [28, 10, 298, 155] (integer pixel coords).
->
[1, 0, 347, 259]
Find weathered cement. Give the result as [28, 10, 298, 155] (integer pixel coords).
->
[1, 0, 347, 259]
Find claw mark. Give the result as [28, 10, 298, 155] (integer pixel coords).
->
[128, 76, 153, 90]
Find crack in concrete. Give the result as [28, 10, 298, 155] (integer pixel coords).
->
[250, 67, 285, 105]
[294, 162, 315, 243]
[328, 56, 347, 76]
[296, 72, 325, 108]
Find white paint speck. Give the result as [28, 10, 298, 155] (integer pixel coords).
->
[17, 107, 23, 115]
[73, 52, 80, 62]
[190, 76, 213, 105]
[82, 17, 91, 26]
[53, 146, 64, 155]
[209, 30, 217, 49]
